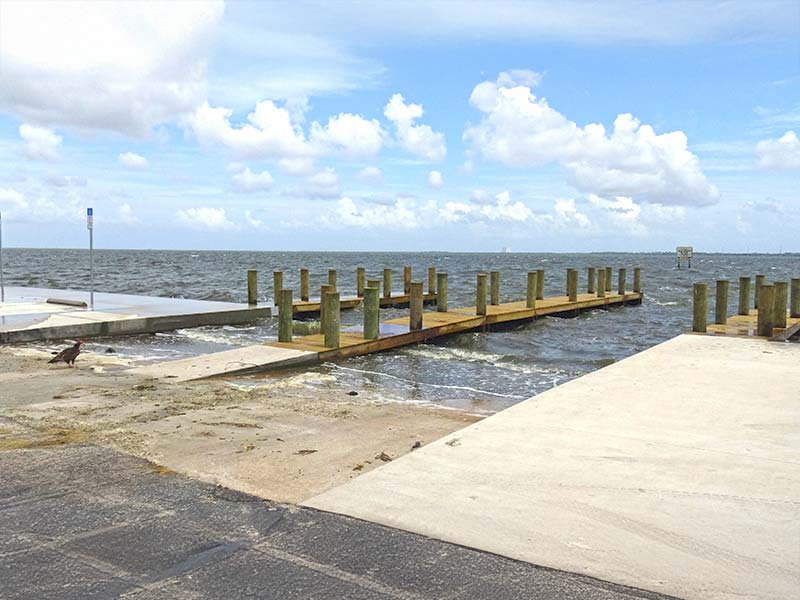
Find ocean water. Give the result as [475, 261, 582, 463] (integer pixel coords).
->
[3, 249, 797, 413]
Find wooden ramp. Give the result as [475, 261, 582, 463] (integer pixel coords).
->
[134, 291, 641, 381]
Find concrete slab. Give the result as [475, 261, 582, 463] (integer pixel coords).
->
[130, 344, 317, 381]
[0, 287, 271, 342]
[0, 445, 675, 599]
[306, 335, 800, 600]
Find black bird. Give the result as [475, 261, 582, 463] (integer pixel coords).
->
[48, 340, 84, 367]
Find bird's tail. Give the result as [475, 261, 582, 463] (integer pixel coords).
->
[48, 357, 59, 364]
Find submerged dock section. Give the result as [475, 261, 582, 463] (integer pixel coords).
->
[135, 266, 643, 381]
[690, 274, 800, 341]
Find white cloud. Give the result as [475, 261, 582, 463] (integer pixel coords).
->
[176, 207, 236, 231]
[244, 209, 266, 228]
[0, 186, 82, 222]
[118, 152, 149, 170]
[355, 166, 384, 184]
[439, 191, 532, 223]
[192, 100, 385, 161]
[231, 167, 274, 192]
[287, 167, 341, 199]
[310, 113, 384, 158]
[464, 75, 719, 207]
[756, 131, 800, 170]
[0, 1, 223, 136]
[19, 124, 61, 161]
[329, 196, 423, 229]
[278, 157, 317, 176]
[553, 198, 592, 230]
[384, 94, 446, 161]
[116, 203, 140, 225]
[497, 69, 543, 88]
[427, 170, 443, 189]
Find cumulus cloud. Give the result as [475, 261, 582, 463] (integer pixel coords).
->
[464, 74, 719, 206]
[329, 196, 423, 229]
[231, 167, 274, 192]
[116, 203, 140, 225]
[0, 1, 223, 136]
[191, 100, 385, 161]
[176, 207, 236, 231]
[19, 124, 61, 161]
[756, 131, 800, 170]
[309, 113, 384, 158]
[118, 152, 149, 170]
[278, 157, 317, 176]
[427, 170, 443, 189]
[0, 186, 83, 222]
[384, 94, 446, 161]
[355, 166, 384, 184]
[553, 198, 592, 229]
[440, 191, 532, 223]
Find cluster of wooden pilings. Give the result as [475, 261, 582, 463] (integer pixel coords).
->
[692, 276, 800, 337]
[243, 265, 641, 348]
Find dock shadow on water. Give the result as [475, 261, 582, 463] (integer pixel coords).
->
[6, 249, 798, 414]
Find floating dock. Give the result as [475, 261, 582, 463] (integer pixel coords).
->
[0, 287, 270, 343]
[134, 289, 642, 381]
[305, 333, 800, 600]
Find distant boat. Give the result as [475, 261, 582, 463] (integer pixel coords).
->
[501, 246, 512, 253]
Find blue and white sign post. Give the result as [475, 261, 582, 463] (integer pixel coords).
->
[87, 208, 94, 308]
[0, 210, 5, 303]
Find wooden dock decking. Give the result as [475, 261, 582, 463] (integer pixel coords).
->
[289, 293, 437, 316]
[707, 309, 800, 340]
[135, 290, 642, 381]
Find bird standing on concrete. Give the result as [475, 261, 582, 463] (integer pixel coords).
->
[48, 340, 84, 367]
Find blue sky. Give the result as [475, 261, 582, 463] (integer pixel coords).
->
[0, 0, 798, 252]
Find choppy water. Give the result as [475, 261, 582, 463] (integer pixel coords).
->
[3, 249, 797, 413]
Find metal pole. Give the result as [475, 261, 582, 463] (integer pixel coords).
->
[0, 211, 5, 303]
[87, 208, 94, 308]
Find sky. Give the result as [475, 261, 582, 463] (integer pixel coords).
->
[0, 0, 798, 252]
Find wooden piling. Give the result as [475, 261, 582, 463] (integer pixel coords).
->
[363, 287, 379, 340]
[383, 269, 392, 298]
[476, 273, 487, 316]
[617, 268, 627, 296]
[356, 267, 365, 297]
[247, 270, 258, 306]
[273, 271, 283, 307]
[757, 284, 775, 337]
[692, 283, 708, 333]
[526, 272, 537, 308]
[328, 269, 337, 290]
[567, 269, 578, 302]
[754, 274, 765, 308]
[320, 284, 334, 330]
[437, 273, 448, 312]
[410, 282, 424, 330]
[738, 276, 751, 315]
[597, 269, 606, 298]
[322, 291, 340, 348]
[428, 267, 437, 295]
[300, 268, 310, 302]
[714, 279, 729, 325]
[490, 271, 500, 305]
[587, 267, 596, 294]
[605, 267, 612, 292]
[633, 267, 641, 293]
[536, 269, 545, 300]
[773, 281, 788, 329]
[791, 278, 800, 318]
[278, 289, 293, 342]
[403, 266, 412, 294]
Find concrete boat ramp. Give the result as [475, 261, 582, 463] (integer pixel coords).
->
[307, 334, 799, 600]
[0, 286, 270, 343]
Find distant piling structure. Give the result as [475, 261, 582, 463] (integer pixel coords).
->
[247, 270, 258, 306]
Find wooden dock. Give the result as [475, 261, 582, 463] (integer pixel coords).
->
[289, 292, 437, 317]
[707, 310, 800, 340]
[135, 289, 642, 381]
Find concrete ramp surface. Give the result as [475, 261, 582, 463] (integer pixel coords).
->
[306, 335, 800, 600]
